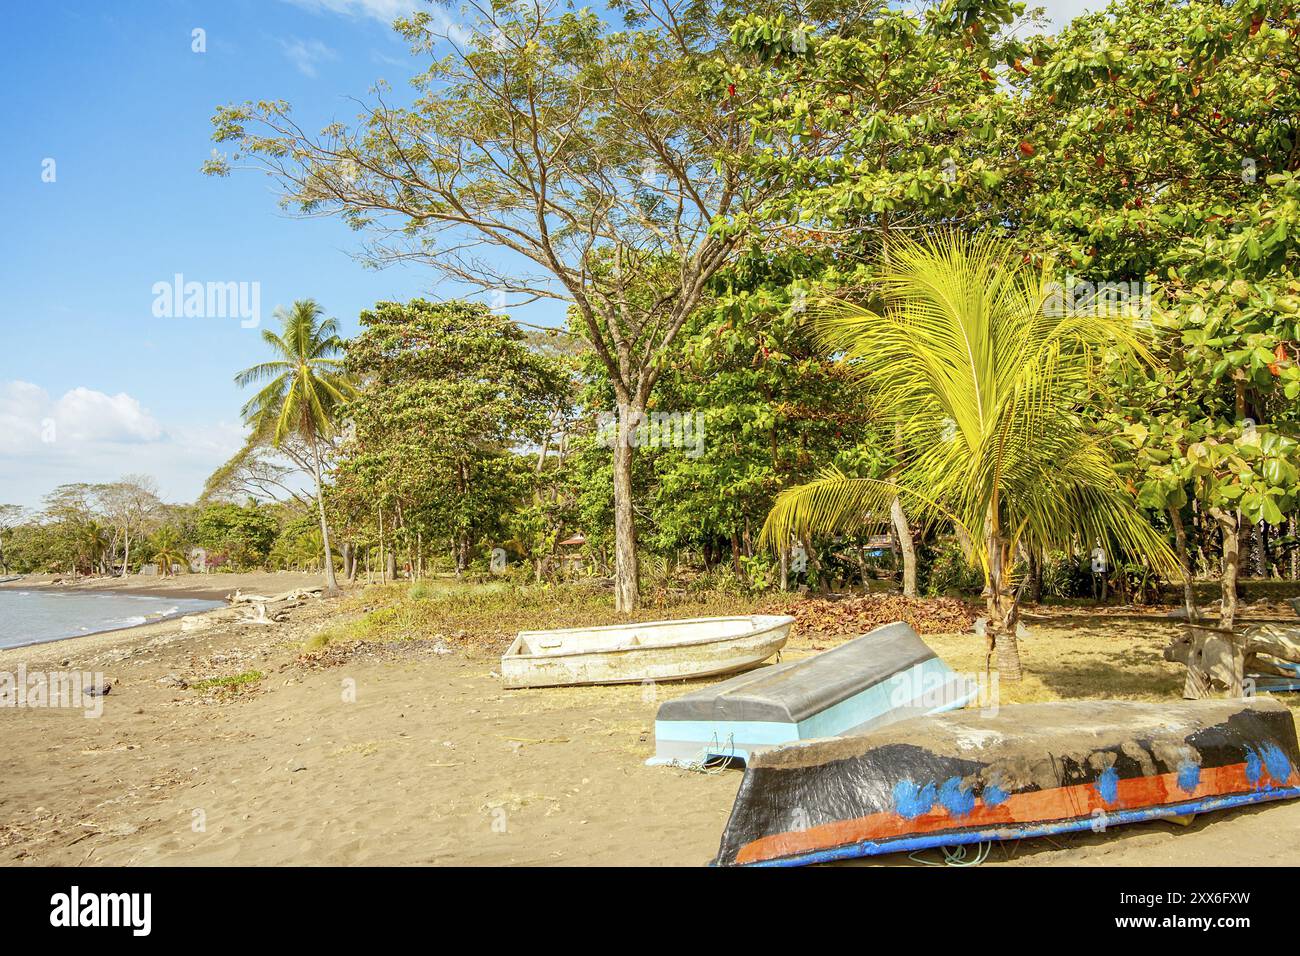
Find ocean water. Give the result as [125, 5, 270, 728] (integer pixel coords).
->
[0, 590, 224, 649]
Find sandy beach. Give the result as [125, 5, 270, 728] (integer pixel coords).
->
[1, 571, 330, 602]
[3, 575, 1300, 866]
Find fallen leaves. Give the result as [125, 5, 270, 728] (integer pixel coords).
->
[768, 594, 977, 637]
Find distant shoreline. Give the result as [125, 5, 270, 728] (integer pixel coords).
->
[0, 571, 334, 651]
[0, 590, 226, 651]
[0, 570, 329, 604]
[3, 581, 233, 603]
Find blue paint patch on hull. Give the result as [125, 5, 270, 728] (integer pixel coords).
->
[728, 786, 1300, 867]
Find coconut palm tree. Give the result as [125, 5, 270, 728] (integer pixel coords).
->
[235, 300, 355, 594]
[762, 233, 1178, 681]
[150, 527, 188, 577]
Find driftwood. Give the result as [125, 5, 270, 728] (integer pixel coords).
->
[1241, 623, 1300, 664]
[1167, 622, 1300, 699]
[230, 586, 323, 604]
[230, 586, 321, 627]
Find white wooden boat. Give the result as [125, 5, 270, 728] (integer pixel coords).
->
[501, 615, 795, 689]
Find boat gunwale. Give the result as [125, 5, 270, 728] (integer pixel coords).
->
[505, 614, 794, 662]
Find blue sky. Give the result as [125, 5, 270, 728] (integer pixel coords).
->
[0, 0, 1091, 510]
[0, 0, 566, 509]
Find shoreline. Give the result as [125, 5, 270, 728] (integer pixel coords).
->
[0, 593, 226, 653]
[3, 581, 235, 603]
[0, 570, 330, 603]
[0, 571, 333, 656]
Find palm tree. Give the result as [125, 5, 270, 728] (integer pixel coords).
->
[762, 233, 1178, 681]
[235, 300, 354, 593]
[73, 520, 109, 576]
[150, 527, 188, 577]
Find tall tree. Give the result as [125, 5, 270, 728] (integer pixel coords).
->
[333, 299, 569, 575]
[762, 233, 1179, 680]
[206, 0, 772, 611]
[721, 0, 1045, 594]
[1026, 0, 1300, 639]
[234, 300, 355, 593]
[96, 475, 161, 576]
[0, 505, 27, 574]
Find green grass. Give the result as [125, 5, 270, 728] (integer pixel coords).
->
[300, 577, 763, 655]
[189, 670, 266, 692]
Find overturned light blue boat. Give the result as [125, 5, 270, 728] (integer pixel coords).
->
[648, 621, 977, 767]
[1252, 659, 1300, 693]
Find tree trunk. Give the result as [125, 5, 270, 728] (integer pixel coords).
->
[1292, 517, 1298, 581]
[343, 542, 355, 581]
[1027, 545, 1042, 605]
[890, 498, 917, 598]
[122, 526, 130, 578]
[1180, 507, 1247, 698]
[612, 401, 640, 613]
[1168, 505, 1198, 621]
[1211, 507, 1241, 630]
[984, 517, 1022, 681]
[310, 437, 340, 594]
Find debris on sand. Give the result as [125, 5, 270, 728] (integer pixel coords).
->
[767, 594, 976, 637]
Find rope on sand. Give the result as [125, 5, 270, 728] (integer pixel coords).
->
[908, 841, 993, 867]
[680, 732, 737, 775]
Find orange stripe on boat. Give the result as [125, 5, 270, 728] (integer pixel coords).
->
[735, 763, 1300, 865]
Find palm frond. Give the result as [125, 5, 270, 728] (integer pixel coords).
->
[764, 230, 1177, 579]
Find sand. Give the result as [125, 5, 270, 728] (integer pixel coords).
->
[3, 577, 1300, 866]
[2, 570, 329, 602]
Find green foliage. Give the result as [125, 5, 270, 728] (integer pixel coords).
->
[333, 299, 570, 571]
[1040, 551, 1092, 599]
[923, 538, 984, 596]
[236, 300, 354, 449]
[189, 670, 266, 692]
[194, 502, 278, 569]
[148, 526, 189, 576]
[765, 232, 1178, 586]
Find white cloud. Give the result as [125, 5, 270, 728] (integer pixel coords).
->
[51, 387, 164, 444]
[0, 382, 161, 454]
[280, 37, 338, 78]
[0, 382, 246, 508]
[282, 0, 419, 24]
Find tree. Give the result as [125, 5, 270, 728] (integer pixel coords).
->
[762, 233, 1179, 680]
[644, 247, 891, 589]
[206, 0, 773, 611]
[1026, 0, 1300, 640]
[334, 299, 569, 575]
[0, 505, 25, 574]
[149, 526, 188, 577]
[96, 475, 162, 576]
[234, 300, 355, 593]
[195, 501, 280, 569]
[720, 0, 1047, 594]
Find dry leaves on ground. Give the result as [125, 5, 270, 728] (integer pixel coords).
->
[768, 594, 977, 637]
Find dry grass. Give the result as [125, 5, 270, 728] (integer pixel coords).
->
[305, 575, 1300, 721]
